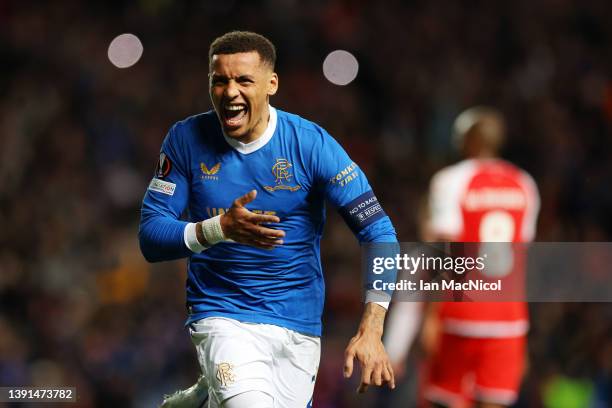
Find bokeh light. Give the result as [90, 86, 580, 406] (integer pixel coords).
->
[322, 50, 359, 86]
[107, 33, 143, 69]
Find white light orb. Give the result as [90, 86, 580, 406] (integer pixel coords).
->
[323, 50, 359, 86]
[108, 33, 143, 69]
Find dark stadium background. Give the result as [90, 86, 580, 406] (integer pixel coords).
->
[1, 0, 611, 407]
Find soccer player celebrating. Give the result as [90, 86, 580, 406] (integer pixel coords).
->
[139, 31, 396, 408]
[385, 107, 540, 408]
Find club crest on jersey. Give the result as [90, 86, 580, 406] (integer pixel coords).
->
[216, 363, 235, 387]
[155, 152, 172, 178]
[200, 162, 220, 181]
[264, 158, 301, 192]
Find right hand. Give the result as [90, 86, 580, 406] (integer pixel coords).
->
[220, 190, 285, 249]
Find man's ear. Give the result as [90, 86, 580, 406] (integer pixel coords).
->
[268, 72, 278, 96]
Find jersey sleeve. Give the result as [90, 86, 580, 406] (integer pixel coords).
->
[311, 129, 396, 243]
[138, 124, 192, 262]
[428, 167, 465, 239]
[311, 129, 397, 307]
[383, 301, 423, 365]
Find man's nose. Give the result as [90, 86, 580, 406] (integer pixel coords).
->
[224, 80, 240, 98]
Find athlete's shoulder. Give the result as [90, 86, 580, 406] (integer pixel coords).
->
[513, 165, 539, 200]
[275, 108, 322, 131]
[441, 158, 525, 182]
[169, 111, 218, 138]
[432, 159, 478, 187]
[482, 159, 537, 188]
[275, 108, 331, 141]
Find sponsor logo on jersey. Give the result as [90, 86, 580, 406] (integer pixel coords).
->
[206, 207, 276, 217]
[148, 178, 176, 196]
[329, 162, 359, 187]
[464, 188, 526, 211]
[201, 162, 221, 175]
[155, 152, 172, 178]
[264, 158, 301, 192]
[216, 363, 235, 387]
[200, 162, 221, 181]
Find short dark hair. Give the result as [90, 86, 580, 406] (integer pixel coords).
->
[209, 31, 276, 69]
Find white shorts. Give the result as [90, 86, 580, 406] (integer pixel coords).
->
[190, 317, 320, 408]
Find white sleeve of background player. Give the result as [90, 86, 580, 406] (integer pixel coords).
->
[429, 166, 466, 238]
[383, 302, 423, 365]
[520, 170, 540, 242]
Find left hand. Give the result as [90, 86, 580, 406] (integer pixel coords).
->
[344, 317, 396, 393]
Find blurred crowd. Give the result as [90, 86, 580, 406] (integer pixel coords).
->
[1, 0, 611, 406]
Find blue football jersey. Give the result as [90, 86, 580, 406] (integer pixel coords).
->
[139, 107, 396, 336]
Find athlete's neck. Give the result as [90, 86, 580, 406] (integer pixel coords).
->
[239, 105, 270, 144]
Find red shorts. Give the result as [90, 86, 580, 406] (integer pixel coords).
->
[423, 334, 525, 407]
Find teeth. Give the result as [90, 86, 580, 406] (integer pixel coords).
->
[225, 105, 244, 111]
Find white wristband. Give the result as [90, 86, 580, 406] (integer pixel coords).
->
[184, 222, 208, 253]
[201, 214, 226, 245]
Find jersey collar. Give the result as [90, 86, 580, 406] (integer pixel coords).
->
[222, 106, 277, 154]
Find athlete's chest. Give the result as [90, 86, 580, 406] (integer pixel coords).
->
[188, 144, 311, 216]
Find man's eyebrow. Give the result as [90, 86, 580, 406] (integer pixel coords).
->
[210, 74, 254, 82]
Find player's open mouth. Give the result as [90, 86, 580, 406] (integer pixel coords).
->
[223, 104, 248, 128]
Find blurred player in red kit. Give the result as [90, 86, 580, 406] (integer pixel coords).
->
[385, 106, 540, 408]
